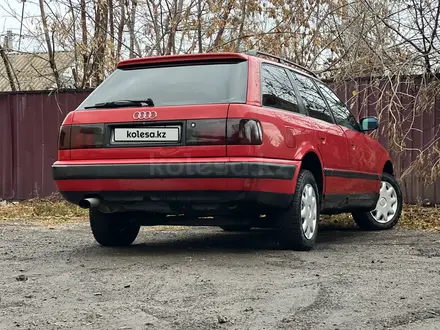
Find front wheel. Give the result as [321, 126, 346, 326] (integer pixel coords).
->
[90, 209, 140, 246]
[277, 169, 319, 251]
[352, 173, 403, 230]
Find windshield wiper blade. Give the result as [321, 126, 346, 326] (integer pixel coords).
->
[84, 98, 154, 109]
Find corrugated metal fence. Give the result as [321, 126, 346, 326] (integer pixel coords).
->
[331, 77, 440, 204]
[0, 79, 439, 203]
[0, 91, 91, 199]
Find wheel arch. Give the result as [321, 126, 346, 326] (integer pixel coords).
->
[300, 151, 324, 198]
[383, 160, 394, 176]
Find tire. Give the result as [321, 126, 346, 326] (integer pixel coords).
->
[89, 209, 140, 246]
[277, 169, 320, 251]
[220, 225, 252, 232]
[352, 172, 403, 230]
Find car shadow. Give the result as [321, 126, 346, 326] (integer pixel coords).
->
[78, 226, 373, 257]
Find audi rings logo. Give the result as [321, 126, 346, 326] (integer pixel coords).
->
[133, 111, 158, 120]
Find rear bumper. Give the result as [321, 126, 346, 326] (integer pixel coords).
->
[59, 190, 294, 210]
[52, 159, 300, 209]
[52, 161, 296, 180]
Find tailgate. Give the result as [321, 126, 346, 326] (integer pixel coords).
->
[69, 104, 229, 160]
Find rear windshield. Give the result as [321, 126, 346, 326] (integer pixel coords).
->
[77, 60, 248, 109]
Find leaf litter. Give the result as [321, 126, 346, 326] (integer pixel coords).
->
[1, 193, 439, 230]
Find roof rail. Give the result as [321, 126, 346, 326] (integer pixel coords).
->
[245, 50, 318, 78]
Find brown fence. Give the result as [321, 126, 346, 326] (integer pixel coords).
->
[0, 82, 439, 203]
[0, 91, 91, 200]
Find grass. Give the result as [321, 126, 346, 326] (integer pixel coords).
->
[0, 194, 439, 230]
[321, 204, 440, 231]
[0, 194, 87, 226]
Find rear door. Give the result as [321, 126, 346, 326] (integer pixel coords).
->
[70, 59, 249, 160]
[287, 71, 353, 196]
[227, 62, 316, 160]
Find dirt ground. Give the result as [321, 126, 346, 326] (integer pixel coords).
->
[0, 223, 440, 330]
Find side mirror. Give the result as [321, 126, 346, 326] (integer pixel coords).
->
[359, 116, 379, 132]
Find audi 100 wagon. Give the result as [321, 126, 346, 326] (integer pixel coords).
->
[52, 51, 403, 251]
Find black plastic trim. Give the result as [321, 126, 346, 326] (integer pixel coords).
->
[324, 169, 381, 181]
[53, 162, 296, 180]
[321, 193, 379, 214]
[59, 190, 293, 209]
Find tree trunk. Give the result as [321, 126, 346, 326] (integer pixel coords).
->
[94, 0, 109, 85]
[0, 46, 17, 91]
[129, 0, 137, 58]
[80, 0, 88, 88]
[235, 0, 247, 52]
[197, 0, 202, 53]
[109, 0, 115, 60]
[38, 0, 61, 88]
[211, 0, 234, 51]
[116, 0, 125, 60]
[166, 0, 184, 55]
[68, 0, 79, 87]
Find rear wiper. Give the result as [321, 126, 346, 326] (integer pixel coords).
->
[84, 98, 154, 109]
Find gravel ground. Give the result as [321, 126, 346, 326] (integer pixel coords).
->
[0, 223, 439, 330]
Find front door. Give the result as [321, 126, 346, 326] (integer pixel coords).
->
[316, 82, 381, 196]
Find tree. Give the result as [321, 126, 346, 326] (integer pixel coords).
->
[0, 44, 17, 91]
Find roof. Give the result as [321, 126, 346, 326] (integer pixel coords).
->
[0, 51, 75, 91]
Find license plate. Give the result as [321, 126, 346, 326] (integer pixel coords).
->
[114, 127, 180, 142]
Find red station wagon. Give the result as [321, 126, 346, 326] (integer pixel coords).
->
[52, 51, 403, 250]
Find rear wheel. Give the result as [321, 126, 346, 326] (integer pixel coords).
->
[352, 173, 402, 230]
[90, 209, 140, 246]
[277, 169, 319, 251]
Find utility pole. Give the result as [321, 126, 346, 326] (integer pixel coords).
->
[19, 0, 26, 51]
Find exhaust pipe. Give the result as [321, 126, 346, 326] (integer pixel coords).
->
[79, 197, 100, 209]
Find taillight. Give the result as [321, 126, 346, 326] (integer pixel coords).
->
[58, 125, 71, 150]
[58, 124, 105, 150]
[185, 118, 263, 146]
[186, 119, 226, 145]
[227, 119, 262, 145]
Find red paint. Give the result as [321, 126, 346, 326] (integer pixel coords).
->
[55, 178, 295, 194]
[70, 146, 226, 160]
[226, 104, 317, 160]
[341, 127, 381, 175]
[246, 57, 261, 106]
[71, 104, 230, 124]
[285, 127, 297, 148]
[54, 157, 300, 166]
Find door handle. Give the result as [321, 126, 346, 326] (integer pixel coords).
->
[351, 143, 356, 150]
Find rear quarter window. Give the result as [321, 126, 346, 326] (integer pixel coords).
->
[260, 63, 301, 114]
[77, 60, 248, 109]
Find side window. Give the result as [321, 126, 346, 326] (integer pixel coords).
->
[290, 72, 334, 124]
[318, 83, 360, 131]
[261, 64, 301, 113]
